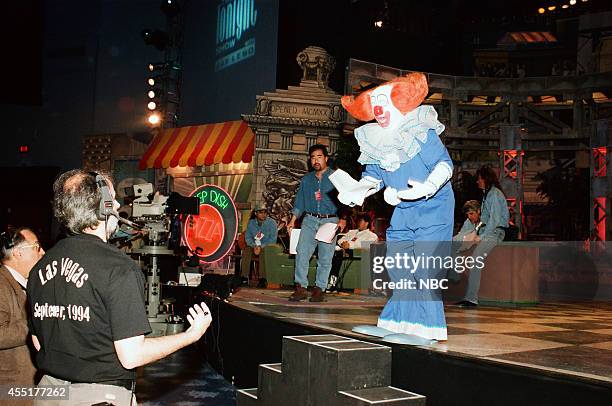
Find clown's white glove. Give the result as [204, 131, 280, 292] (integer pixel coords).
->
[361, 177, 381, 197]
[397, 162, 453, 201]
[384, 187, 401, 206]
[337, 191, 354, 207]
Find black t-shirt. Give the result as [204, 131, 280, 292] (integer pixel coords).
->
[27, 233, 151, 382]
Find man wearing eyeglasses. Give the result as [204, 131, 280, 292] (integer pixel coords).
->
[0, 227, 45, 399]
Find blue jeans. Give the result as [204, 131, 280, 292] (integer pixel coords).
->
[464, 230, 504, 304]
[295, 215, 338, 289]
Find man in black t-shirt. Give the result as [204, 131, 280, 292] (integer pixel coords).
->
[27, 169, 212, 405]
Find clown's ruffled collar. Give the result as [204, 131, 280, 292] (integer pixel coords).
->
[354, 105, 445, 172]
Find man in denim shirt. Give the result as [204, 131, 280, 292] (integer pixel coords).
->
[240, 203, 278, 288]
[287, 145, 346, 302]
[456, 166, 509, 307]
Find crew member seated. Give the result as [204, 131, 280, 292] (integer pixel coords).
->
[327, 214, 378, 291]
[239, 203, 278, 288]
[453, 166, 509, 308]
[453, 200, 484, 246]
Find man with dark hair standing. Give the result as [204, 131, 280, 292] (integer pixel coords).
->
[287, 145, 346, 302]
[28, 169, 212, 405]
[0, 227, 44, 402]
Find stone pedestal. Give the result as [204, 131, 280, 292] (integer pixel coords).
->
[242, 46, 344, 226]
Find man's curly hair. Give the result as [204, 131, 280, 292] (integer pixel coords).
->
[53, 169, 112, 234]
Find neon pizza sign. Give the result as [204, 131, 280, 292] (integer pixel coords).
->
[183, 184, 238, 263]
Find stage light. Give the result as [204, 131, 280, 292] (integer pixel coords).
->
[538, 7, 546, 13]
[547, 5, 556, 11]
[570, 0, 576, 4]
[374, 20, 383, 28]
[148, 90, 156, 99]
[148, 62, 166, 72]
[19, 145, 29, 153]
[147, 77, 155, 86]
[562, 4, 569, 8]
[161, 0, 180, 18]
[142, 29, 153, 41]
[148, 112, 161, 125]
[147, 101, 157, 110]
[141, 29, 169, 51]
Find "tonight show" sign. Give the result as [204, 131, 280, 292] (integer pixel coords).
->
[215, 0, 258, 72]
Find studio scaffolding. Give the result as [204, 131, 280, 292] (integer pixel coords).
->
[114, 183, 199, 333]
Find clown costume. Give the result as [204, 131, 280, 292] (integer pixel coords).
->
[338, 73, 453, 341]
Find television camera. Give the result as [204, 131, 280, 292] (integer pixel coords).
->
[118, 183, 199, 325]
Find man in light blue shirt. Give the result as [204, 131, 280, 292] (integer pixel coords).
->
[287, 145, 346, 302]
[456, 166, 509, 307]
[454, 200, 484, 246]
[240, 203, 278, 288]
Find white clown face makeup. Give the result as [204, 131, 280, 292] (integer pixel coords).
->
[370, 85, 404, 130]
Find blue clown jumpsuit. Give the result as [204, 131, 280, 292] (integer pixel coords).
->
[363, 128, 453, 340]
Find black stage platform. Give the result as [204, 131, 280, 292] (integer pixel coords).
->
[200, 288, 612, 406]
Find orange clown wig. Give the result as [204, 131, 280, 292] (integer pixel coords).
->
[341, 72, 429, 122]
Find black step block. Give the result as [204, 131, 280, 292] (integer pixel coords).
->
[281, 335, 354, 380]
[251, 335, 425, 406]
[280, 335, 358, 405]
[236, 388, 258, 406]
[286, 334, 351, 343]
[257, 363, 291, 406]
[338, 386, 426, 406]
[308, 341, 392, 405]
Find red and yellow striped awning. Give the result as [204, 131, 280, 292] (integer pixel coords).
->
[139, 120, 254, 169]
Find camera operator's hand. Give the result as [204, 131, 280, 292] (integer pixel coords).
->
[185, 302, 212, 343]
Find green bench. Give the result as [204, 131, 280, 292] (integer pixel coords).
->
[261, 244, 369, 290]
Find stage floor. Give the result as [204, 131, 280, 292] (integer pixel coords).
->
[227, 288, 612, 386]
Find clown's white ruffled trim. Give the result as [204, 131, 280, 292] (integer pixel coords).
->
[377, 318, 448, 341]
[354, 105, 445, 172]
